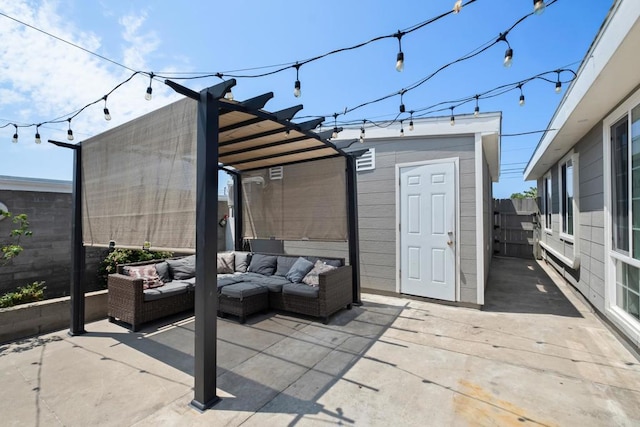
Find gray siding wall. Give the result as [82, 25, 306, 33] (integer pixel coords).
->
[537, 122, 605, 311]
[282, 134, 479, 303]
[361, 135, 477, 301]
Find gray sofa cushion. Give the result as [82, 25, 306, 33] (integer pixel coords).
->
[253, 275, 290, 293]
[167, 255, 196, 280]
[285, 257, 315, 283]
[234, 252, 251, 273]
[282, 282, 319, 298]
[155, 261, 171, 283]
[247, 254, 277, 276]
[218, 276, 243, 289]
[235, 272, 268, 281]
[306, 257, 343, 268]
[221, 282, 268, 299]
[275, 256, 297, 276]
[143, 281, 192, 302]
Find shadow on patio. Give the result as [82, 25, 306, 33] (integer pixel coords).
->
[482, 256, 583, 317]
[72, 300, 405, 423]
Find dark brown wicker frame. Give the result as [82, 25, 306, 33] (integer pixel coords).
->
[218, 292, 269, 324]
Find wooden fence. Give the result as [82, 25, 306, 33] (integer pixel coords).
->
[492, 198, 539, 259]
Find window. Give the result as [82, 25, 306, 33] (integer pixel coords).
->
[559, 155, 575, 237]
[356, 148, 375, 171]
[611, 116, 629, 254]
[543, 173, 552, 231]
[616, 261, 640, 321]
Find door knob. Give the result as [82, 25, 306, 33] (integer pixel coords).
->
[447, 241, 453, 246]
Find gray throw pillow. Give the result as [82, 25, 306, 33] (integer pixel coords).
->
[234, 251, 251, 273]
[167, 255, 196, 280]
[155, 261, 171, 283]
[217, 252, 235, 274]
[275, 256, 297, 276]
[247, 253, 277, 276]
[285, 257, 315, 283]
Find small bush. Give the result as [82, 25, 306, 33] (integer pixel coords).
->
[0, 281, 46, 308]
[99, 249, 173, 287]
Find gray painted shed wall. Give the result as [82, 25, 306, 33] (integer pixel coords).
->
[287, 134, 484, 304]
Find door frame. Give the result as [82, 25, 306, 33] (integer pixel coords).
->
[395, 157, 460, 301]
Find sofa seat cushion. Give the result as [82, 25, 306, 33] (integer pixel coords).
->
[143, 281, 192, 302]
[221, 282, 268, 300]
[253, 275, 290, 293]
[218, 276, 243, 289]
[282, 282, 319, 299]
[234, 272, 268, 282]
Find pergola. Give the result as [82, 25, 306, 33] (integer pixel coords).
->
[51, 79, 362, 411]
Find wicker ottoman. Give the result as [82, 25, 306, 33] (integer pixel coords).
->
[218, 282, 269, 324]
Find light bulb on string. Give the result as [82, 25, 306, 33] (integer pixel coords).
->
[331, 113, 339, 139]
[518, 85, 525, 106]
[103, 96, 111, 121]
[498, 32, 513, 68]
[360, 120, 366, 143]
[400, 120, 404, 137]
[145, 72, 153, 101]
[555, 71, 562, 94]
[395, 32, 405, 72]
[67, 118, 74, 141]
[399, 90, 406, 113]
[453, 0, 462, 13]
[11, 124, 18, 143]
[474, 95, 480, 117]
[533, 0, 546, 15]
[293, 63, 301, 98]
[450, 107, 455, 126]
[216, 73, 233, 100]
[409, 111, 414, 131]
[35, 125, 41, 144]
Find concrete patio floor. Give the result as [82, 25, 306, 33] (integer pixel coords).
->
[1, 257, 640, 426]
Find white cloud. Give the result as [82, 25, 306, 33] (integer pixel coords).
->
[0, 0, 181, 179]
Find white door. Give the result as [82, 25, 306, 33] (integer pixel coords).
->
[400, 161, 456, 301]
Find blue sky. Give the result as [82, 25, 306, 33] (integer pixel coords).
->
[0, 0, 612, 197]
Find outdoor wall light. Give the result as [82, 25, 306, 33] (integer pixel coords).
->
[0, 202, 8, 218]
[108, 240, 116, 249]
[142, 241, 151, 251]
[12, 124, 18, 143]
[533, 0, 546, 15]
[218, 214, 228, 228]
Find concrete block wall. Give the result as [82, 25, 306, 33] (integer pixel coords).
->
[0, 188, 105, 298]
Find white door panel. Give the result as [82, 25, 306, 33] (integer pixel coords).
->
[400, 161, 456, 301]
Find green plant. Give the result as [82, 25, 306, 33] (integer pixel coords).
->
[510, 186, 538, 199]
[1, 210, 33, 265]
[99, 248, 173, 287]
[0, 281, 46, 308]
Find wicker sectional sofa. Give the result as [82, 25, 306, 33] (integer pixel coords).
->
[107, 252, 353, 331]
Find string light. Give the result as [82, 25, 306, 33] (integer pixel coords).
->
[450, 107, 455, 126]
[332, 113, 339, 139]
[518, 84, 525, 106]
[103, 96, 111, 121]
[498, 32, 513, 68]
[215, 73, 234, 101]
[145, 72, 153, 101]
[409, 111, 414, 131]
[474, 95, 480, 117]
[453, 0, 462, 13]
[12, 124, 18, 143]
[35, 125, 41, 144]
[293, 63, 301, 98]
[555, 71, 562, 93]
[395, 31, 405, 72]
[67, 118, 74, 141]
[399, 90, 406, 113]
[359, 120, 365, 143]
[533, 0, 546, 15]
[400, 120, 404, 136]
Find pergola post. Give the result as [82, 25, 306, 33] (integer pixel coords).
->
[190, 88, 220, 411]
[48, 140, 86, 336]
[233, 172, 243, 251]
[346, 155, 362, 305]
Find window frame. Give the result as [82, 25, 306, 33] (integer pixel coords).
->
[543, 171, 553, 233]
[558, 151, 578, 242]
